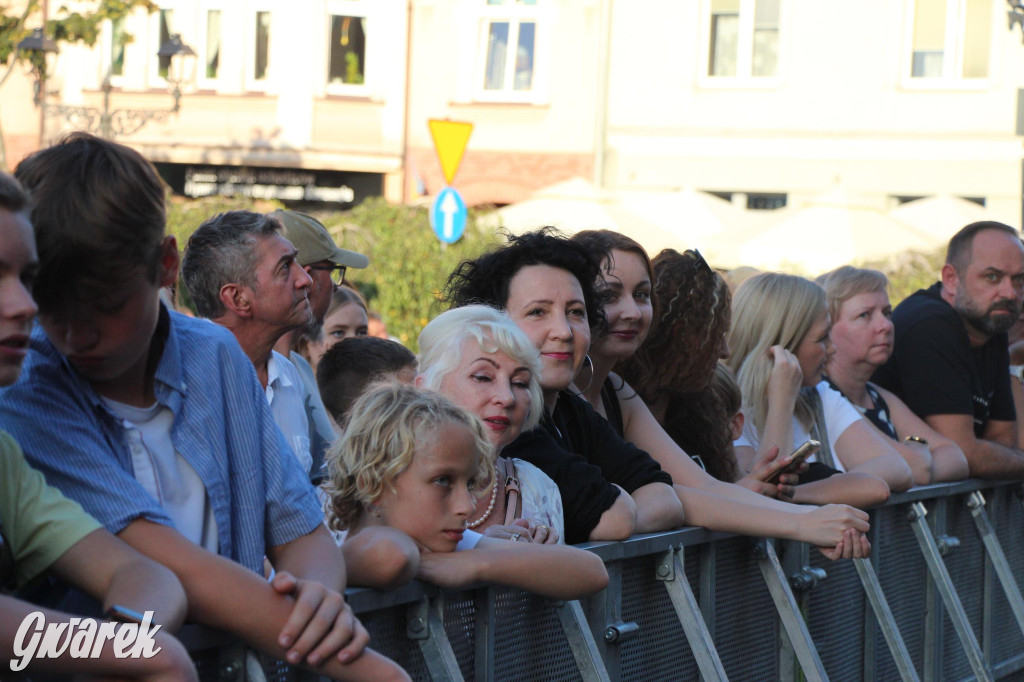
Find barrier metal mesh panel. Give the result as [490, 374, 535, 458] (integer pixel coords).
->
[713, 537, 779, 681]
[617, 554, 699, 681]
[442, 590, 477, 680]
[942, 496, 986, 680]
[359, 607, 432, 681]
[990, 487, 1024, 669]
[806, 547, 866, 681]
[190, 647, 232, 682]
[999, 670, 1024, 682]
[685, 548, 701, 605]
[491, 587, 584, 682]
[872, 504, 927, 679]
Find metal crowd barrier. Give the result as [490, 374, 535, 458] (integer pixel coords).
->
[344, 480, 1024, 681]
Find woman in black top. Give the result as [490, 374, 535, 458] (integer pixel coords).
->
[818, 266, 968, 484]
[444, 229, 684, 538]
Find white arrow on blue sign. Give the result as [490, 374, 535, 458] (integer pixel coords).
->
[429, 186, 467, 244]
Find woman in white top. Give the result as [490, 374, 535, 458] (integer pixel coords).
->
[728, 272, 913, 508]
[818, 266, 969, 484]
[417, 305, 565, 543]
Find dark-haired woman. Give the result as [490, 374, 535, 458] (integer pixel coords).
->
[571, 231, 872, 558]
[445, 229, 684, 542]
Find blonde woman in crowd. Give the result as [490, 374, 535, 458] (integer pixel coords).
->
[728, 272, 913, 507]
[417, 305, 565, 543]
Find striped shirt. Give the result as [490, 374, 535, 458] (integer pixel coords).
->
[0, 306, 324, 576]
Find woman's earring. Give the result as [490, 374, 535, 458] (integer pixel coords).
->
[577, 354, 595, 393]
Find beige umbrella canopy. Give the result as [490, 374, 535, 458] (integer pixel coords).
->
[484, 178, 748, 257]
[890, 195, 1016, 250]
[701, 190, 936, 275]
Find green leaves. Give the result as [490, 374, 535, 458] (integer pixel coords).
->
[166, 195, 498, 350]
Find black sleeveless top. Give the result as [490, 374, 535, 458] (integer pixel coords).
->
[599, 377, 626, 436]
[823, 376, 898, 441]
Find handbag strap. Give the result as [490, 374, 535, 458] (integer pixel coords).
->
[802, 386, 837, 469]
[498, 458, 523, 526]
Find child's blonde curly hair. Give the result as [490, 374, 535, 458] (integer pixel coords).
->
[323, 381, 496, 531]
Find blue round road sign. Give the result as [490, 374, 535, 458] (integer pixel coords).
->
[430, 187, 467, 244]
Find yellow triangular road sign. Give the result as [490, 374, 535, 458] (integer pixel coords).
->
[428, 119, 474, 186]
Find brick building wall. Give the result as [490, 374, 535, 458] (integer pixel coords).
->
[409, 147, 593, 206]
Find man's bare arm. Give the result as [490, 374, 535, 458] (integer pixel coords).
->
[925, 413, 1024, 479]
[118, 520, 408, 681]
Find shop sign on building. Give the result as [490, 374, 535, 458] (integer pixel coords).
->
[155, 163, 383, 208]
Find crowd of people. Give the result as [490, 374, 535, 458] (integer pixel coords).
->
[1, 131, 1023, 679]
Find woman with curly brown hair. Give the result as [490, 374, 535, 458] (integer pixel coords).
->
[574, 238, 760, 487]
[618, 248, 740, 483]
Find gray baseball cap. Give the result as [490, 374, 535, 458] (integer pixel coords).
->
[270, 209, 369, 269]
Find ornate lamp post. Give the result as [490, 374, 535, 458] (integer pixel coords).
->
[18, 28, 197, 139]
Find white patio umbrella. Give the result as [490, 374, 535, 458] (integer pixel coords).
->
[701, 190, 937, 275]
[890, 195, 1017, 249]
[615, 187, 748, 253]
[484, 178, 749, 257]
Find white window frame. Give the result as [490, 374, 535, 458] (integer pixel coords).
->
[101, 15, 129, 87]
[196, 4, 226, 90]
[244, 5, 274, 92]
[901, 0, 996, 89]
[146, 3, 187, 90]
[468, 0, 550, 104]
[100, 8, 152, 91]
[698, 0, 783, 89]
[324, 0, 372, 97]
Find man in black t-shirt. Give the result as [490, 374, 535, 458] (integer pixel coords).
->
[873, 221, 1024, 479]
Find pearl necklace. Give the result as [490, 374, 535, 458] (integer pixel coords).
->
[467, 479, 499, 528]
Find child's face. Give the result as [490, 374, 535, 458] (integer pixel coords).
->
[0, 208, 38, 388]
[371, 421, 482, 553]
[38, 237, 178, 398]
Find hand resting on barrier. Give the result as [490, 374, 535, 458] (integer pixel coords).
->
[797, 504, 871, 560]
[483, 518, 560, 544]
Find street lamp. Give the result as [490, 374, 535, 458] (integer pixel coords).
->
[18, 28, 197, 139]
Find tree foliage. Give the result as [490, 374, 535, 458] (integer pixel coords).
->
[0, 0, 155, 169]
[1, 1, 154, 74]
[862, 247, 946, 307]
[166, 195, 498, 350]
[318, 198, 497, 349]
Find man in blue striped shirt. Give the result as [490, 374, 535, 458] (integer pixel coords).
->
[0, 133, 408, 681]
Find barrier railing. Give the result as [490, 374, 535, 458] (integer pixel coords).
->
[345, 479, 1024, 681]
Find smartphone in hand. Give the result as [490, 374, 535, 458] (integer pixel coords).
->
[763, 440, 820, 484]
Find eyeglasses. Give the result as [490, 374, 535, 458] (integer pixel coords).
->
[308, 263, 347, 286]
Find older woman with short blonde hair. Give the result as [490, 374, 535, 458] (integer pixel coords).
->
[818, 266, 969, 484]
[417, 305, 564, 543]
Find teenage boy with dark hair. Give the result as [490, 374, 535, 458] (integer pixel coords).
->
[0, 133, 407, 681]
[0, 170, 196, 681]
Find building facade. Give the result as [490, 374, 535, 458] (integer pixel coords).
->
[3, 0, 1023, 222]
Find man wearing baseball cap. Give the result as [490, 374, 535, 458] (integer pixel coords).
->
[271, 210, 369, 480]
